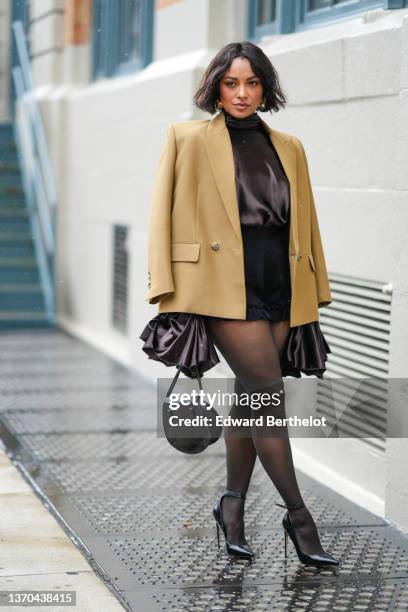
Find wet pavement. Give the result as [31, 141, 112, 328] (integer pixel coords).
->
[1, 328, 408, 611]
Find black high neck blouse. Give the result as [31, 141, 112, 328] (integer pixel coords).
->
[223, 109, 290, 228]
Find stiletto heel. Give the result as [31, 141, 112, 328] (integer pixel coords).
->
[284, 530, 288, 558]
[275, 501, 339, 568]
[213, 490, 254, 559]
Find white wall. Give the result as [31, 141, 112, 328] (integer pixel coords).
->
[29, 0, 65, 86]
[14, 1, 408, 530]
[258, 9, 408, 526]
[154, 0, 247, 59]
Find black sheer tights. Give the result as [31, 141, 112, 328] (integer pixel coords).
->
[206, 318, 325, 556]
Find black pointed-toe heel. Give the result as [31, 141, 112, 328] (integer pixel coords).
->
[275, 501, 339, 568]
[213, 490, 254, 560]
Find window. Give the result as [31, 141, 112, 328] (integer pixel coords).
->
[247, 0, 280, 38]
[92, 0, 154, 79]
[247, 0, 406, 37]
[298, 0, 383, 31]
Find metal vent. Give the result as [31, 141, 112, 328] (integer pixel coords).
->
[321, 272, 392, 378]
[318, 272, 393, 454]
[112, 225, 128, 333]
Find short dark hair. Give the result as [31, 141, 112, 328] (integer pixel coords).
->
[193, 41, 288, 115]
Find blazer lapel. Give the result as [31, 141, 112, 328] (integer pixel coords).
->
[205, 111, 299, 256]
[205, 111, 242, 241]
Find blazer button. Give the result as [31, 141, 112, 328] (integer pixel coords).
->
[297, 255, 302, 261]
[211, 241, 220, 251]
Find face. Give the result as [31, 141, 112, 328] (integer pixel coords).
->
[219, 57, 264, 118]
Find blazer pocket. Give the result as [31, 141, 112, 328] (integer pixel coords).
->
[308, 253, 316, 272]
[171, 241, 201, 262]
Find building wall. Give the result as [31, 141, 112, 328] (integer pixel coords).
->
[9, 1, 408, 530]
[30, 0, 65, 85]
[258, 8, 408, 525]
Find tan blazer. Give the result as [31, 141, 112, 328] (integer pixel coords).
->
[145, 110, 332, 327]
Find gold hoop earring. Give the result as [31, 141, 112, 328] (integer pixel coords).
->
[216, 100, 223, 110]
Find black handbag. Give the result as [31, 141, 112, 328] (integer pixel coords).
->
[162, 365, 223, 454]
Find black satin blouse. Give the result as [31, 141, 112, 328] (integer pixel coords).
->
[224, 109, 290, 228]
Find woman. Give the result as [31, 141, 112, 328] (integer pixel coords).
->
[144, 42, 338, 567]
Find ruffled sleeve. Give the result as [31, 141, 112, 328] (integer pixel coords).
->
[139, 312, 220, 378]
[280, 321, 331, 379]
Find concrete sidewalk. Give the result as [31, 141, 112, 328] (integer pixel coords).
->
[1, 328, 408, 612]
[0, 447, 123, 611]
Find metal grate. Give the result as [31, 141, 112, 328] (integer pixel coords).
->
[68, 486, 383, 535]
[318, 273, 392, 455]
[320, 272, 392, 379]
[112, 224, 129, 333]
[2, 329, 408, 612]
[147, 580, 408, 612]
[104, 526, 408, 588]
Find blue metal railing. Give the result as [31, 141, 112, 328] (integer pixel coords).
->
[10, 19, 57, 323]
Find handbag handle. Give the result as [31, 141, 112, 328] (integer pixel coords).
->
[165, 365, 203, 399]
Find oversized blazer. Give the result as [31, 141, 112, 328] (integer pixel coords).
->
[145, 110, 332, 327]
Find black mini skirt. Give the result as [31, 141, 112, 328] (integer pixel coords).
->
[241, 224, 291, 321]
[206, 223, 291, 323]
